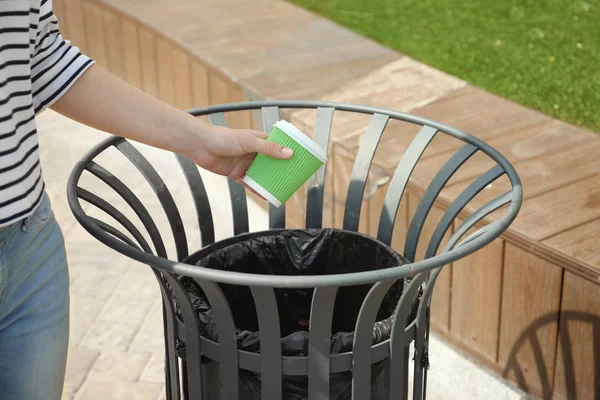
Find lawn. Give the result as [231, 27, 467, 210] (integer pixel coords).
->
[287, 0, 599, 133]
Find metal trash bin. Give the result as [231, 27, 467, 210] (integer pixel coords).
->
[67, 101, 522, 400]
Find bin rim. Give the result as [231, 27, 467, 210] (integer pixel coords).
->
[67, 100, 522, 288]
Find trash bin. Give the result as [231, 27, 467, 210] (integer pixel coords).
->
[67, 100, 523, 400]
[172, 229, 415, 399]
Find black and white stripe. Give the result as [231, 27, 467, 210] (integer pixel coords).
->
[0, 0, 94, 226]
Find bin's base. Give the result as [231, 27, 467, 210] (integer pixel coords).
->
[198, 360, 389, 400]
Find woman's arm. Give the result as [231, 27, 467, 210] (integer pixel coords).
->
[51, 65, 292, 180]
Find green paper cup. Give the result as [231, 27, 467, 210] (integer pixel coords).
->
[243, 120, 327, 207]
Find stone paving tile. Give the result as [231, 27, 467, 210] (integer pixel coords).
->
[63, 348, 100, 396]
[75, 376, 164, 400]
[69, 292, 108, 348]
[87, 351, 151, 382]
[80, 319, 142, 351]
[64, 228, 132, 270]
[96, 293, 154, 327]
[69, 269, 124, 302]
[426, 335, 526, 400]
[113, 265, 162, 300]
[140, 352, 166, 384]
[129, 298, 166, 354]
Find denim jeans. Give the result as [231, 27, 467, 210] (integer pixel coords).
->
[0, 192, 69, 400]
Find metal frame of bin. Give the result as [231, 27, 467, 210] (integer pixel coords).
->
[67, 100, 523, 400]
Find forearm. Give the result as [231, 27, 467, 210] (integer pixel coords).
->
[50, 65, 210, 158]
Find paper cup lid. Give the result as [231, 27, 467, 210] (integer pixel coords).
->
[274, 120, 327, 163]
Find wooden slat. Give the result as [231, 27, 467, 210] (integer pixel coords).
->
[289, 57, 464, 146]
[285, 186, 307, 229]
[510, 174, 600, 241]
[442, 139, 600, 209]
[63, 0, 86, 52]
[120, 17, 143, 90]
[82, 1, 107, 68]
[444, 173, 600, 243]
[415, 120, 594, 190]
[138, 26, 159, 97]
[172, 47, 193, 110]
[191, 60, 210, 108]
[450, 219, 504, 362]
[209, 70, 228, 106]
[544, 219, 600, 278]
[227, 84, 251, 129]
[103, 8, 126, 80]
[499, 243, 562, 398]
[333, 86, 551, 177]
[552, 272, 600, 400]
[156, 37, 175, 105]
[65, 0, 396, 103]
[414, 86, 550, 142]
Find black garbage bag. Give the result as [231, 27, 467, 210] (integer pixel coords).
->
[174, 229, 413, 399]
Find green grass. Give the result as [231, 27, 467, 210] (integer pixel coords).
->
[287, 0, 599, 132]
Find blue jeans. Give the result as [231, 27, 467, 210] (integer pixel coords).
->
[0, 193, 69, 400]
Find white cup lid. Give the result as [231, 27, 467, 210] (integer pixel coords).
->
[274, 120, 327, 163]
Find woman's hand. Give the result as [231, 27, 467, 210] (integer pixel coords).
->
[51, 65, 294, 199]
[191, 126, 293, 182]
[51, 65, 293, 184]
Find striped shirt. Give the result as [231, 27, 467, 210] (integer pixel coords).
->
[0, 0, 93, 227]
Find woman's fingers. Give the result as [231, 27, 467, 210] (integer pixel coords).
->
[244, 131, 293, 159]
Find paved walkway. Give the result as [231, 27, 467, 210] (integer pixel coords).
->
[36, 110, 528, 399]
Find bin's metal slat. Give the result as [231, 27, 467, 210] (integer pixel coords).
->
[352, 278, 400, 400]
[77, 187, 153, 254]
[444, 190, 513, 253]
[412, 266, 444, 400]
[86, 161, 168, 258]
[160, 273, 203, 399]
[187, 324, 400, 375]
[115, 140, 189, 261]
[403, 143, 477, 262]
[175, 154, 215, 247]
[250, 286, 283, 399]
[161, 296, 182, 399]
[208, 112, 249, 236]
[308, 286, 338, 400]
[377, 125, 438, 248]
[306, 107, 334, 229]
[389, 273, 429, 399]
[425, 165, 505, 259]
[193, 279, 239, 400]
[261, 106, 286, 229]
[91, 217, 138, 248]
[343, 113, 389, 232]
